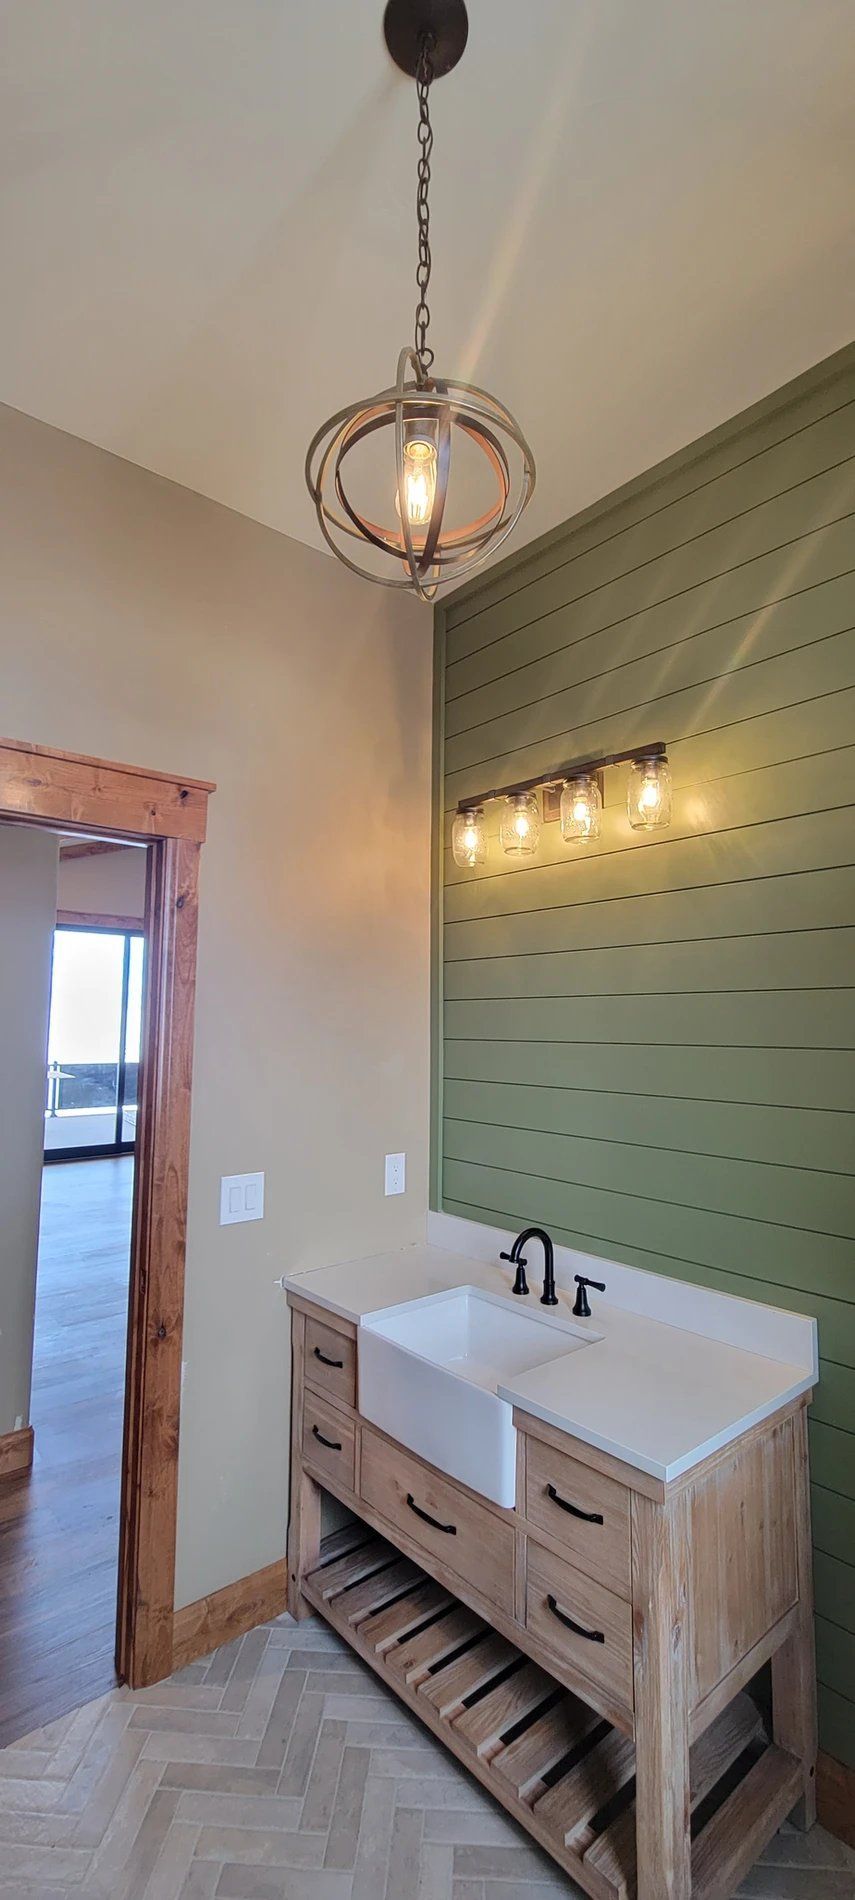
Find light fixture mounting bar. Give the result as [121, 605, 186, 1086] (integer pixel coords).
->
[456, 741, 668, 813]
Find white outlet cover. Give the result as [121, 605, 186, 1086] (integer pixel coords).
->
[220, 1171, 265, 1225]
[385, 1152, 406, 1196]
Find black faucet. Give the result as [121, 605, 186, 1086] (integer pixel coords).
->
[501, 1227, 558, 1306]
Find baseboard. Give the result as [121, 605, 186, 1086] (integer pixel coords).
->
[172, 1556, 288, 1672]
[0, 1425, 34, 1480]
[817, 1748, 855, 1848]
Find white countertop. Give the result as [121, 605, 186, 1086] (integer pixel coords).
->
[283, 1223, 816, 1484]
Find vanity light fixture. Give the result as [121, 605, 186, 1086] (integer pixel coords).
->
[560, 773, 602, 843]
[627, 752, 672, 830]
[500, 791, 540, 857]
[451, 805, 486, 868]
[453, 741, 670, 869]
[305, 0, 535, 602]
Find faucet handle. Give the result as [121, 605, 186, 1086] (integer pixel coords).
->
[500, 1250, 529, 1297]
[573, 1273, 606, 1318]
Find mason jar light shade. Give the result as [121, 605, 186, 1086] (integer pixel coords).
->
[560, 774, 602, 842]
[627, 756, 672, 830]
[500, 792, 540, 857]
[451, 806, 486, 869]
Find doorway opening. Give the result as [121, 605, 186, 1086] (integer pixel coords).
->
[0, 834, 150, 1743]
[0, 734, 213, 1737]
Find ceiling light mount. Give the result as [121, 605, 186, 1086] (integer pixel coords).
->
[383, 0, 469, 80]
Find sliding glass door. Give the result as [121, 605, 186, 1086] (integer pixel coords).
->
[44, 926, 145, 1161]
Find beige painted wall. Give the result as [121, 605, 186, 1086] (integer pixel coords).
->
[0, 824, 58, 1437]
[57, 843, 147, 920]
[0, 402, 432, 1606]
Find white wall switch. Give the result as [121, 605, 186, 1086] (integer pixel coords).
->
[385, 1152, 406, 1196]
[220, 1171, 265, 1225]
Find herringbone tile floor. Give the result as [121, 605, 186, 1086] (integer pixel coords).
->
[0, 1612, 852, 1900]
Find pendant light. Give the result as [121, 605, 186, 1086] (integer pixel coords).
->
[305, 0, 536, 602]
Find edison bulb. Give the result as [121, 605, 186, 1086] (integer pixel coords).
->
[560, 774, 602, 842]
[627, 756, 672, 830]
[500, 792, 540, 857]
[396, 435, 438, 529]
[451, 806, 486, 869]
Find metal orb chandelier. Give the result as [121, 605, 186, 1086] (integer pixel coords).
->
[305, 0, 536, 602]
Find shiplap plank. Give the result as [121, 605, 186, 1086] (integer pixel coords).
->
[444, 1034, 855, 1111]
[446, 563, 855, 744]
[446, 370, 855, 636]
[440, 1194, 855, 1373]
[810, 1421, 855, 1499]
[444, 1078, 854, 1175]
[443, 929, 855, 1000]
[811, 1363, 855, 1435]
[812, 1485, 855, 1569]
[441, 1157, 853, 1303]
[444, 747, 855, 886]
[445, 989, 855, 1050]
[442, 1117, 855, 1238]
[447, 500, 855, 707]
[444, 806, 855, 924]
[815, 1550, 855, 1635]
[816, 1615, 855, 1703]
[446, 865, 855, 959]
[818, 1683, 855, 1772]
[665, 684, 855, 783]
[446, 619, 855, 806]
[444, 456, 855, 676]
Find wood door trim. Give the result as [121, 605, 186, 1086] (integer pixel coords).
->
[0, 738, 212, 843]
[57, 910, 145, 931]
[0, 738, 214, 1690]
[172, 1558, 288, 1672]
[0, 1426, 35, 1479]
[59, 840, 129, 860]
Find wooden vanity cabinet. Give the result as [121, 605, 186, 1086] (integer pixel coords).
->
[287, 1292, 817, 1900]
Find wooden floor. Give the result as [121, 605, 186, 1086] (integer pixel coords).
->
[0, 1156, 133, 1748]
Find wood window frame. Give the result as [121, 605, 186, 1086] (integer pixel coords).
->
[0, 736, 215, 1687]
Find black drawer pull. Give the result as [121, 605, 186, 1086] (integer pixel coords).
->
[546, 1483, 604, 1525]
[311, 1424, 342, 1451]
[313, 1346, 344, 1369]
[406, 1493, 457, 1535]
[547, 1593, 605, 1643]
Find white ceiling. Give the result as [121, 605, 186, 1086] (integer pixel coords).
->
[2, 1, 853, 564]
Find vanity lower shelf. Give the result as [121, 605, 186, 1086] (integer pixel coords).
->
[302, 1517, 802, 1900]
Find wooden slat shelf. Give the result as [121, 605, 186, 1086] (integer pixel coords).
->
[303, 1523, 796, 1900]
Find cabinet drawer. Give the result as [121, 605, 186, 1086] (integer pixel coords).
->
[360, 1427, 515, 1618]
[526, 1540, 633, 1719]
[302, 1390, 356, 1492]
[304, 1315, 356, 1409]
[525, 1434, 631, 1599]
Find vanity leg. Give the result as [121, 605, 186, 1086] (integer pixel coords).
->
[287, 1310, 322, 1620]
[632, 1491, 692, 1900]
[771, 1407, 818, 1828]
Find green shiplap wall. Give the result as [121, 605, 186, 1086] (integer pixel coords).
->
[431, 343, 855, 1769]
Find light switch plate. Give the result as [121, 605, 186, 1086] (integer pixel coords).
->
[385, 1152, 406, 1196]
[220, 1171, 265, 1225]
